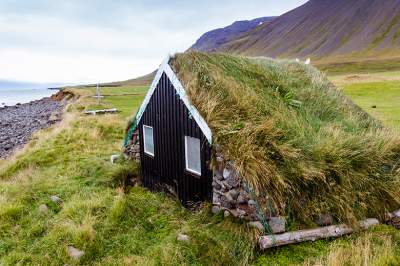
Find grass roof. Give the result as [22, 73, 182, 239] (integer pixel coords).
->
[170, 52, 400, 225]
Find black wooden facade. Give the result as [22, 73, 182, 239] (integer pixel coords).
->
[138, 73, 213, 205]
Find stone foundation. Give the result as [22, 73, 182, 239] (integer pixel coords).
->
[124, 130, 140, 162]
[212, 152, 287, 234]
[212, 154, 259, 221]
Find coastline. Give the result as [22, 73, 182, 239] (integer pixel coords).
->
[0, 87, 57, 108]
[0, 91, 69, 159]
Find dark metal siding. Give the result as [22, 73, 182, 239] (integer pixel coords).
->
[138, 73, 212, 205]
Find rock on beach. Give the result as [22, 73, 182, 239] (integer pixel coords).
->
[0, 96, 65, 158]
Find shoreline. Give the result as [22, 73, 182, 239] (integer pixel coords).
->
[0, 88, 58, 108]
[0, 92, 68, 159]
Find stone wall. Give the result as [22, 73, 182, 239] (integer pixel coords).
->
[212, 152, 286, 234]
[212, 153, 259, 221]
[124, 131, 140, 162]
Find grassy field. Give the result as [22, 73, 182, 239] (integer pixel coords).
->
[316, 57, 400, 76]
[330, 72, 400, 132]
[85, 86, 148, 117]
[0, 65, 399, 265]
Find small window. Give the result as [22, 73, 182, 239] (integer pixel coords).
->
[185, 136, 201, 176]
[143, 125, 154, 156]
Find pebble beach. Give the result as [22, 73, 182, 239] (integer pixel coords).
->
[0, 96, 65, 158]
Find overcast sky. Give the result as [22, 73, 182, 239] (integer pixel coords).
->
[0, 0, 307, 84]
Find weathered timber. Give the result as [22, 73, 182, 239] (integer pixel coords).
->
[259, 218, 379, 250]
[84, 108, 119, 115]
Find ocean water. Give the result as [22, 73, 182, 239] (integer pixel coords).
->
[0, 87, 56, 107]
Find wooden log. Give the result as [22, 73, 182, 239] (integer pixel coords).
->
[259, 218, 379, 250]
[84, 108, 119, 115]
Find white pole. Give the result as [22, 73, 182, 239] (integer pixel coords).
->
[96, 83, 101, 104]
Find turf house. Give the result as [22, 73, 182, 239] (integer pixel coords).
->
[124, 52, 400, 247]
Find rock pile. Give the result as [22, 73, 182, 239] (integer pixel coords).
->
[0, 97, 64, 158]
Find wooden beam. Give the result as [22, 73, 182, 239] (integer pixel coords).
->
[84, 108, 119, 115]
[259, 218, 379, 250]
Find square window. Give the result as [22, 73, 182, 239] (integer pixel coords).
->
[143, 125, 154, 156]
[185, 136, 201, 176]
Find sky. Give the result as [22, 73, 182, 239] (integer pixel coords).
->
[0, 0, 307, 85]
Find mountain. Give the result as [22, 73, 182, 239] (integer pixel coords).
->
[192, 0, 400, 59]
[190, 17, 276, 51]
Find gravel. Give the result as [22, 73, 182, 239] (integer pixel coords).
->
[0, 97, 64, 158]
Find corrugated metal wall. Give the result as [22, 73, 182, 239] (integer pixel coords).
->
[138, 72, 213, 205]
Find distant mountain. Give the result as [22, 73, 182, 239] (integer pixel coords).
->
[190, 17, 276, 52]
[192, 0, 400, 59]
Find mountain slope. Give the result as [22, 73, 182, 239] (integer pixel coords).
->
[190, 17, 275, 51]
[196, 0, 400, 59]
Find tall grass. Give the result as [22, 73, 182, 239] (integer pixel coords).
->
[0, 88, 256, 265]
[303, 227, 400, 266]
[172, 52, 400, 225]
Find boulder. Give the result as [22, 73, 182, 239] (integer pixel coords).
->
[220, 196, 232, 209]
[177, 234, 190, 242]
[223, 168, 231, 179]
[38, 204, 49, 214]
[212, 181, 222, 191]
[235, 208, 247, 218]
[68, 246, 84, 260]
[237, 191, 249, 204]
[224, 210, 231, 218]
[268, 217, 286, 234]
[50, 195, 62, 204]
[225, 177, 239, 188]
[315, 214, 334, 226]
[229, 189, 239, 200]
[212, 206, 221, 214]
[110, 154, 120, 164]
[212, 192, 221, 205]
[248, 200, 256, 206]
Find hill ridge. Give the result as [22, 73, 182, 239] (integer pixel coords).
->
[192, 0, 400, 59]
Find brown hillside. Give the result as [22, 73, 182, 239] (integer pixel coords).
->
[214, 0, 400, 59]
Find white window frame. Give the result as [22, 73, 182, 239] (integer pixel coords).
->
[184, 136, 202, 176]
[143, 125, 154, 157]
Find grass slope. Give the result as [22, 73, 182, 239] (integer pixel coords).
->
[0, 81, 399, 265]
[171, 52, 400, 225]
[0, 89, 256, 265]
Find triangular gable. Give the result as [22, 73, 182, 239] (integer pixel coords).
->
[133, 55, 213, 144]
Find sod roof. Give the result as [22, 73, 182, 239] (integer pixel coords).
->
[169, 52, 400, 225]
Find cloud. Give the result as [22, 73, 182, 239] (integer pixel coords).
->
[0, 0, 307, 83]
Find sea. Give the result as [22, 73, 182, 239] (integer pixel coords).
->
[0, 81, 61, 107]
